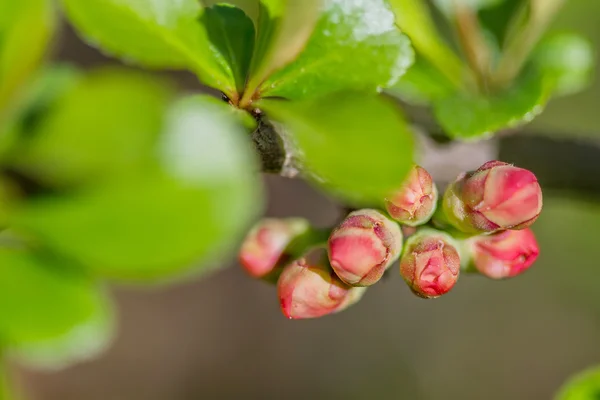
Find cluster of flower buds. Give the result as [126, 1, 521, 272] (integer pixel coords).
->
[238, 161, 543, 319]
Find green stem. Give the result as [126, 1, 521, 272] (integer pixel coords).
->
[452, 1, 493, 92]
[492, 0, 566, 89]
[390, 0, 471, 90]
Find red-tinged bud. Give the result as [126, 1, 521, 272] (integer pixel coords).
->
[328, 209, 402, 287]
[469, 228, 539, 279]
[399, 230, 461, 298]
[441, 161, 543, 234]
[239, 218, 311, 279]
[385, 165, 438, 226]
[278, 250, 366, 319]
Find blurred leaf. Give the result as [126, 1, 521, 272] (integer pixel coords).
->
[433, 0, 504, 15]
[13, 96, 263, 282]
[244, 0, 321, 99]
[62, 0, 235, 95]
[0, 246, 114, 368]
[434, 70, 550, 139]
[259, 0, 413, 101]
[479, 0, 524, 45]
[532, 32, 594, 97]
[0, 0, 55, 113]
[388, 56, 456, 105]
[387, 0, 464, 88]
[13, 69, 173, 188]
[259, 92, 414, 203]
[434, 30, 593, 139]
[0, 65, 81, 162]
[202, 4, 255, 95]
[555, 366, 600, 400]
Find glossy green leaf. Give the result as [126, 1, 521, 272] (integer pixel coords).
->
[0, 0, 55, 112]
[13, 96, 263, 282]
[244, 0, 321, 101]
[388, 56, 456, 105]
[0, 246, 114, 368]
[532, 32, 594, 97]
[259, 92, 414, 203]
[434, 71, 550, 140]
[62, 0, 235, 95]
[13, 69, 173, 188]
[202, 4, 255, 95]
[259, 0, 414, 100]
[555, 366, 600, 400]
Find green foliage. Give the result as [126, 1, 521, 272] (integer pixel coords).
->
[533, 32, 594, 97]
[433, 0, 504, 15]
[555, 366, 600, 400]
[0, 246, 113, 368]
[0, 0, 54, 112]
[61, 0, 236, 95]
[13, 68, 173, 187]
[259, 93, 414, 203]
[245, 0, 322, 101]
[390, 0, 593, 139]
[260, 0, 414, 100]
[203, 4, 255, 94]
[13, 96, 262, 282]
[0, 0, 594, 376]
[433, 70, 550, 140]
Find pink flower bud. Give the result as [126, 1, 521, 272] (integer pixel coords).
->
[328, 209, 402, 287]
[239, 218, 310, 279]
[469, 228, 539, 279]
[385, 165, 438, 226]
[399, 230, 461, 298]
[442, 161, 543, 234]
[278, 250, 366, 319]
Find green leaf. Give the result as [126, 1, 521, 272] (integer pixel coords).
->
[202, 0, 259, 22]
[259, 92, 414, 203]
[433, 31, 593, 140]
[0, 0, 55, 113]
[202, 4, 255, 95]
[0, 65, 81, 162]
[555, 366, 600, 400]
[434, 71, 550, 140]
[387, 0, 465, 89]
[13, 96, 263, 282]
[13, 68, 173, 188]
[0, 246, 114, 368]
[532, 32, 594, 97]
[388, 55, 456, 105]
[243, 0, 322, 102]
[433, 0, 504, 15]
[62, 0, 235, 95]
[259, 0, 414, 101]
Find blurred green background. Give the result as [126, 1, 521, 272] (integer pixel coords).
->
[14, 1, 600, 400]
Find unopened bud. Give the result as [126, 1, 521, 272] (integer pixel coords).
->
[468, 228, 539, 279]
[278, 249, 366, 319]
[385, 165, 438, 226]
[239, 218, 311, 279]
[441, 161, 543, 234]
[328, 209, 402, 286]
[399, 230, 461, 298]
